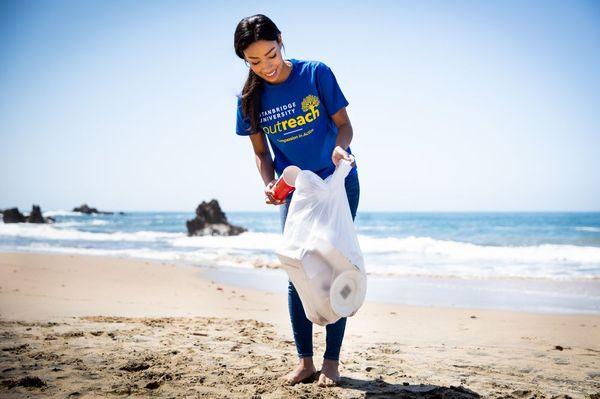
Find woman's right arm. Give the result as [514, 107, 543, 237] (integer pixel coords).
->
[249, 133, 285, 205]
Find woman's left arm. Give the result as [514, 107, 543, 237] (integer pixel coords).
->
[331, 107, 356, 167]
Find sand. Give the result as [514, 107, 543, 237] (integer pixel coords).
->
[0, 251, 599, 398]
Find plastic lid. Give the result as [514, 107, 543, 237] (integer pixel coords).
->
[330, 270, 366, 317]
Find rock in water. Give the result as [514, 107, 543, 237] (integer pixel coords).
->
[72, 203, 114, 215]
[2, 206, 54, 223]
[2, 207, 26, 223]
[186, 199, 247, 236]
[26, 205, 44, 223]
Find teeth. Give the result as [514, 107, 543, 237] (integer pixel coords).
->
[265, 70, 276, 77]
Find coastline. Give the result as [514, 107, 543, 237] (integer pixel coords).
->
[201, 263, 600, 315]
[1, 251, 599, 397]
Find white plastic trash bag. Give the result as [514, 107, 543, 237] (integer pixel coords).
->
[276, 159, 366, 326]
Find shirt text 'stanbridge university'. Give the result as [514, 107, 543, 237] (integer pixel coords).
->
[236, 58, 358, 180]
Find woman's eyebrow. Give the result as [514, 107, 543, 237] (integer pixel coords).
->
[247, 47, 275, 59]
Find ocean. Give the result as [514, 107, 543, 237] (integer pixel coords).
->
[1, 211, 599, 314]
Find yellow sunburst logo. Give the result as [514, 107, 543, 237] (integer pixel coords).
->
[301, 95, 320, 112]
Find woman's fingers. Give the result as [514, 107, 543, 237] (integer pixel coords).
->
[264, 178, 288, 205]
[265, 194, 276, 204]
[265, 195, 285, 205]
[332, 152, 355, 167]
[264, 180, 277, 204]
[332, 146, 356, 167]
[347, 154, 356, 167]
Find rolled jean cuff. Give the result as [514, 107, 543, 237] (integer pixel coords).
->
[298, 352, 313, 358]
[323, 354, 340, 361]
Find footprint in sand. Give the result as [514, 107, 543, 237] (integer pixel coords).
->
[119, 361, 151, 372]
[2, 375, 47, 388]
[60, 330, 85, 338]
[1, 343, 29, 353]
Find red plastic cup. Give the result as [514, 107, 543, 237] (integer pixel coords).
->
[273, 165, 301, 201]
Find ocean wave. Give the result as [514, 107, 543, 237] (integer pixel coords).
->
[0, 223, 282, 249]
[357, 235, 600, 265]
[363, 259, 599, 280]
[9, 244, 275, 271]
[2, 222, 600, 268]
[1, 223, 599, 279]
[0, 223, 182, 242]
[575, 226, 600, 233]
[4, 239, 600, 280]
[169, 232, 281, 250]
[42, 210, 82, 217]
[91, 220, 109, 226]
[2, 221, 600, 268]
[54, 219, 110, 227]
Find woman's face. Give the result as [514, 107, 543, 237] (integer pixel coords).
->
[243, 37, 286, 83]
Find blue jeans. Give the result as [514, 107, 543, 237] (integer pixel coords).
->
[279, 171, 360, 361]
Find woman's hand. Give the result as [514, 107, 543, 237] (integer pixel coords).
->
[332, 146, 355, 167]
[264, 179, 286, 205]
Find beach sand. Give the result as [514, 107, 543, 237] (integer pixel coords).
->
[0, 251, 599, 398]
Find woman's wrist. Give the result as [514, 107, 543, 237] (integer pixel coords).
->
[264, 177, 276, 186]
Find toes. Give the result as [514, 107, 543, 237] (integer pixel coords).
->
[316, 374, 324, 387]
[280, 370, 317, 386]
[317, 372, 339, 388]
[317, 375, 331, 387]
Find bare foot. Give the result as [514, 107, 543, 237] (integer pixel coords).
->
[317, 359, 340, 387]
[280, 357, 317, 386]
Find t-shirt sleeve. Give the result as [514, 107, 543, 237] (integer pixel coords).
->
[316, 62, 349, 117]
[235, 96, 254, 136]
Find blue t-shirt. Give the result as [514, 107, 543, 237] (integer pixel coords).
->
[235, 58, 358, 179]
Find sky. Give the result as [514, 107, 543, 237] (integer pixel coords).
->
[0, 0, 599, 212]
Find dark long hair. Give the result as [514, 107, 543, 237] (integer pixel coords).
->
[234, 14, 283, 135]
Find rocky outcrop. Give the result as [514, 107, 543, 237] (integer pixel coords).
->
[186, 199, 246, 236]
[2, 208, 26, 223]
[26, 205, 55, 223]
[72, 204, 114, 215]
[1, 205, 54, 224]
[27, 205, 45, 223]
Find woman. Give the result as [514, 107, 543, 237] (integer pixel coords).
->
[234, 14, 360, 388]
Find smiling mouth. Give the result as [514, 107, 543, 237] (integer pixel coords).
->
[264, 68, 277, 78]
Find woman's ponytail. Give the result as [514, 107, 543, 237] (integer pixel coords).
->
[240, 69, 264, 134]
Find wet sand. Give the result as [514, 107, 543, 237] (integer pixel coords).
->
[1, 251, 599, 398]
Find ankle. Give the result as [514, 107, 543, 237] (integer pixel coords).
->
[298, 357, 314, 369]
[322, 358, 339, 367]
